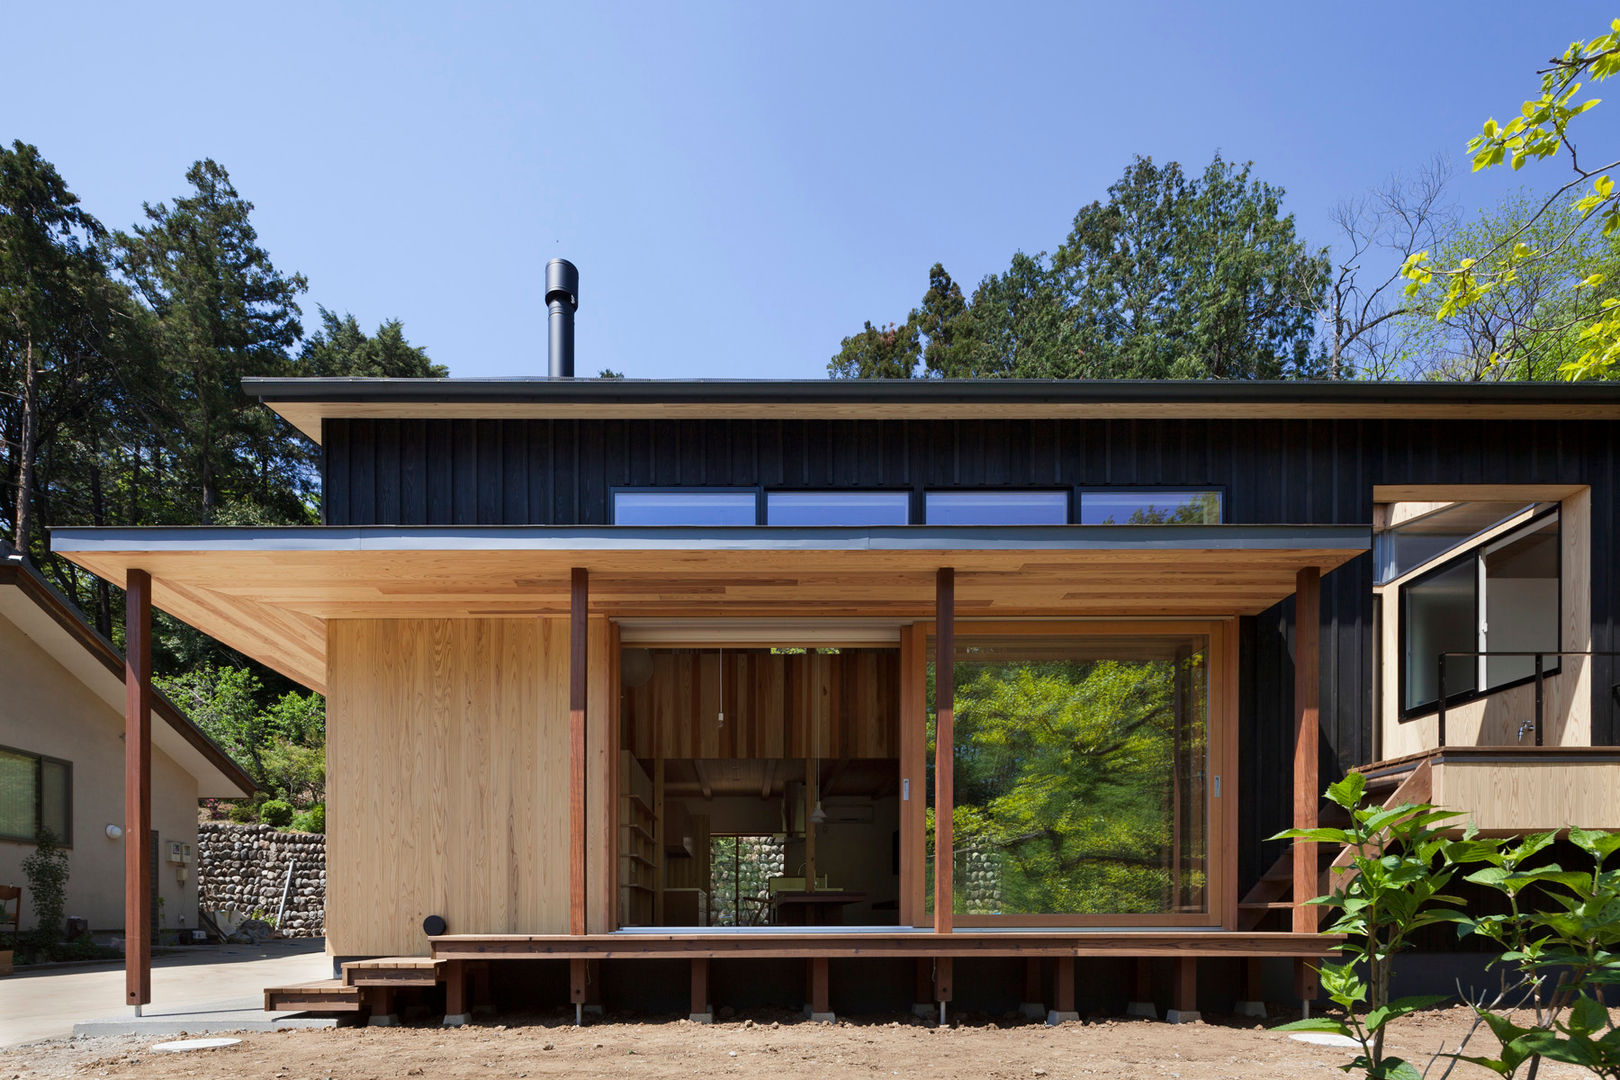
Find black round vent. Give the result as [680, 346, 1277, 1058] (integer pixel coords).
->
[422, 914, 447, 936]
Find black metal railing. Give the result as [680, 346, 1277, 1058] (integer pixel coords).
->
[1434, 650, 1620, 748]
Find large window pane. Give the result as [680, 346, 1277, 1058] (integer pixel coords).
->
[0, 750, 36, 841]
[927, 635, 1208, 917]
[1079, 490, 1221, 525]
[1403, 560, 1478, 710]
[613, 490, 757, 526]
[1483, 514, 1559, 689]
[40, 759, 69, 843]
[925, 491, 1069, 525]
[1374, 501, 1535, 584]
[766, 491, 910, 526]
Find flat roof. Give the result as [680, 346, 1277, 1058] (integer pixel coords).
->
[244, 377, 1620, 443]
[53, 523, 1369, 691]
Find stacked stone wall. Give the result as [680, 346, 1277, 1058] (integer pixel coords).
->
[196, 822, 325, 938]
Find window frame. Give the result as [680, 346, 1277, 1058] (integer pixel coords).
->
[609, 486, 764, 526]
[922, 488, 1074, 526]
[1074, 485, 1226, 526]
[0, 744, 73, 848]
[1396, 505, 1563, 722]
[764, 489, 914, 527]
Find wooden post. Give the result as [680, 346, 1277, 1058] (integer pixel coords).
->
[690, 957, 710, 1020]
[1023, 957, 1042, 1007]
[933, 956, 953, 1002]
[1292, 567, 1321, 936]
[569, 957, 588, 1004]
[804, 754, 817, 891]
[124, 569, 153, 1011]
[934, 567, 954, 934]
[1052, 956, 1075, 1017]
[808, 956, 830, 1018]
[570, 568, 588, 936]
[444, 960, 468, 1025]
[1171, 957, 1198, 1022]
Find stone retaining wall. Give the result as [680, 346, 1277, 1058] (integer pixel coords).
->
[196, 822, 326, 938]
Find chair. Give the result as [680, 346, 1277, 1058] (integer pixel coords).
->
[0, 885, 20, 947]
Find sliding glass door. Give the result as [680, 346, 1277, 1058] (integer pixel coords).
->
[922, 628, 1219, 925]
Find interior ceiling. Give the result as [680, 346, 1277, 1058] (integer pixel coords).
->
[57, 540, 1367, 693]
[660, 757, 898, 800]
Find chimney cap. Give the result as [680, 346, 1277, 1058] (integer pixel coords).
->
[545, 258, 579, 311]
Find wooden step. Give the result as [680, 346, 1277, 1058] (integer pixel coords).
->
[264, 979, 363, 1012]
[341, 957, 444, 988]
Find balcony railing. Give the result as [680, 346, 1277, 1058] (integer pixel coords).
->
[1434, 650, 1620, 748]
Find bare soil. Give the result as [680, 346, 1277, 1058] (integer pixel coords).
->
[2, 1006, 1608, 1080]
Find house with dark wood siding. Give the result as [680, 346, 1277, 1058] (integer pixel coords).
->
[51, 283, 1620, 1022]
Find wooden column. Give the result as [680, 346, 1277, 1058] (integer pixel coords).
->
[569, 957, 588, 1005]
[444, 960, 468, 1021]
[1052, 957, 1075, 1016]
[934, 567, 954, 934]
[124, 568, 153, 1010]
[690, 957, 709, 1018]
[1292, 566, 1321, 935]
[570, 568, 588, 936]
[1173, 957, 1198, 1014]
[807, 956, 830, 1016]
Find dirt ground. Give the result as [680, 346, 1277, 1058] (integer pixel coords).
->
[1, 1005, 1609, 1080]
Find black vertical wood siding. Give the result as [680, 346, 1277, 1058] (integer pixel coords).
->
[321, 415, 1620, 888]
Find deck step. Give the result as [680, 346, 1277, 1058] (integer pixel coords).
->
[341, 957, 444, 988]
[264, 979, 363, 1012]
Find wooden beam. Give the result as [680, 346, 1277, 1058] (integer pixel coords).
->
[820, 758, 850, 798]
[759, 759, 775, 800]
[124, 568, 153, 1009]
[570, 568, 589, 936]
[934, 567, 955, 933]
[1293, 566, 1321, 935]
[692, 760, 713, 801]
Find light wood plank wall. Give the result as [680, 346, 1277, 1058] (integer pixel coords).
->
[327, 617, 618, 956]
[1379, 488, 1591, 758]
[622, 649, 899, 760]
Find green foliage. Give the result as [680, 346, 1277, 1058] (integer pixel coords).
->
[1277, 776, 1620, 1078]
[298, 307, 445, 378]
[290, 803, 325, 834]
[933, 646, 1205, 916]
[226, 801, 257, 825]
[19, 828, 69, 951]
[258, 798, 294, 828]
[1402, 18, 1620, 380]
[830, 154, 1329, 380]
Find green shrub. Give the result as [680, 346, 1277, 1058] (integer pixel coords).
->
[226, 801, 256, 824]
[20, 830, 69, 952]
[259, 799, 294, 828]
[290, 803, 325, 834]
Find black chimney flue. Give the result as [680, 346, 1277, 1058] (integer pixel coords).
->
[545, 258, 579, 378]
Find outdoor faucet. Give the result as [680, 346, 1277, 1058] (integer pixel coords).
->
[1517, 720, 1535, 744]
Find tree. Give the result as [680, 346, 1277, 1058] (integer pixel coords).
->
[298, 307, 445, 378]
[114, 159, 311, 523]
[1403, 18, 1620, 379]
[830, 154, 1330, 380]
[0, 141, 122, 561]
[1401, 191, 1619, 380]
[1322, 157, 1455, 379]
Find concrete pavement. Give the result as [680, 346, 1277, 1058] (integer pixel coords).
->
[0, 938, 331, 1047]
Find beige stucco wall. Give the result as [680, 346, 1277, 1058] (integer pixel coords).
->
[0, 615, 200, 934]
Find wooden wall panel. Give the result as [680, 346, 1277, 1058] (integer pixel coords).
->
[622, 649, 899, 762]
[326, 617, 576, 957]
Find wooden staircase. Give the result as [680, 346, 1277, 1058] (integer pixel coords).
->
[264, 957, 445, 1017]
[1237, 754, 1435, 931]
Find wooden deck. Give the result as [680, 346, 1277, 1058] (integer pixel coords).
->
[428, 929, 1342, 961]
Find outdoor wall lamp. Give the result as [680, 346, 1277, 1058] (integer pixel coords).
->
[105, 824, 123, 840]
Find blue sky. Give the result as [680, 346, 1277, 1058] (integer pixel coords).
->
[7, 2, 1619, 379]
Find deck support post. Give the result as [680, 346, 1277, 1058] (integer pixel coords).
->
[933, 956, 953, 1026]
[471, 961, 495, 1015]
[1166, 957, 1199, 1024]
[1126, 958, 1156, 1018]
[689, 957, 711, 1023]
[443, 960, 469, 1026]
[570, 567, 588, 937]
[1047, 956, 1077, 1025]
[1293, 566, 1322, 1006]
[934, 567, 954, 935]
[1019, 957, 1045, 1020]
[583, 959, 603, 1016]
[124, 569, 153, 1014]
[366, 987, 400, 1027]
[911, 959, 934, 1019]
[1234, 957, 1267, 1017]
[806, 956, 832, 1022]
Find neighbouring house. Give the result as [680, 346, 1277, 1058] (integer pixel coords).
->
[0, 542, 254, 942]
[46, 262, 1620, 1023]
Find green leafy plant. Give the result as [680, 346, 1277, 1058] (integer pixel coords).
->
[1270, 772, 1469, 1079]
[19, 829, 69, 955]
[258, 798, 294, 828]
